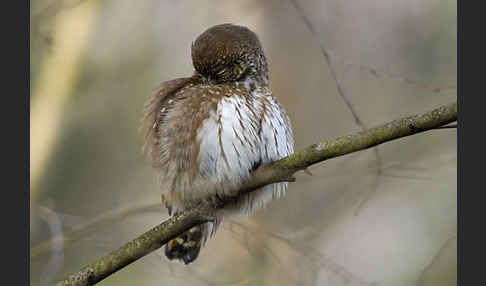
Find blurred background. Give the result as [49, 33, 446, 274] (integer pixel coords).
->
[29, 0, 457, 285]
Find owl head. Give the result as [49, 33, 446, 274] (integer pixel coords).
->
[191, 23, 269, 85]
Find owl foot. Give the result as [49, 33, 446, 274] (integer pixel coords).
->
[165, 225, 203, 265]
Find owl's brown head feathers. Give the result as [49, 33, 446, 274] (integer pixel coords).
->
[191, 24, 269, 86]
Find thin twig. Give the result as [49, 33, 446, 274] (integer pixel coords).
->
[55, 102, 457, 286]
[289, 0, 364, 128]
[416, 236, 457, 286]
[288, 1, 456, 94]
[31, 201, 162, 259]
[289, 0, 382, 215]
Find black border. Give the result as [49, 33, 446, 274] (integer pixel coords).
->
[8, 0, 29, 285]
[460, 1, 485, 285]
[26, 0, 31, 285]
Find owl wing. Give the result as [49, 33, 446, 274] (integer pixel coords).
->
[143, 77, 196, 168]
[144, 77, 204, 213]
[144, 79, 228, 211]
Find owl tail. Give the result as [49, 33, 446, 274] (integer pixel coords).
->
[165, 221, 218, 264]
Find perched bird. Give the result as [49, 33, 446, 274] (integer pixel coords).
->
[143, 23, 294, 264]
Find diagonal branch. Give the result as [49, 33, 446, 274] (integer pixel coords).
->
[55, 102, 457, 286]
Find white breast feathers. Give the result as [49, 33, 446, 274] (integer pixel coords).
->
[196, 87, 294, 215]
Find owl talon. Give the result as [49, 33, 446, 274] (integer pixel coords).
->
[165, 225, 204, 264]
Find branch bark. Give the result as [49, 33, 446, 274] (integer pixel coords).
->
[55, 102, 457, 286]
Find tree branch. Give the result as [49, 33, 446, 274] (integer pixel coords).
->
[55, 102, 457, 286]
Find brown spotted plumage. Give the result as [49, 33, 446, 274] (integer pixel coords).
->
[143, 24, 294, 264]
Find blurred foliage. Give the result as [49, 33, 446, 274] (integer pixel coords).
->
[30, 1, 457, 285]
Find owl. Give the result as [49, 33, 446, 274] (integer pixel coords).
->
[144, 24, 294, 264]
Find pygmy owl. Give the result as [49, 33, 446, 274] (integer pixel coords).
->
[144, 23, 294, 264]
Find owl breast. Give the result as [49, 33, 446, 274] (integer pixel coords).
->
[195, 85, 294, 215]
[154, 83, 293, 216]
